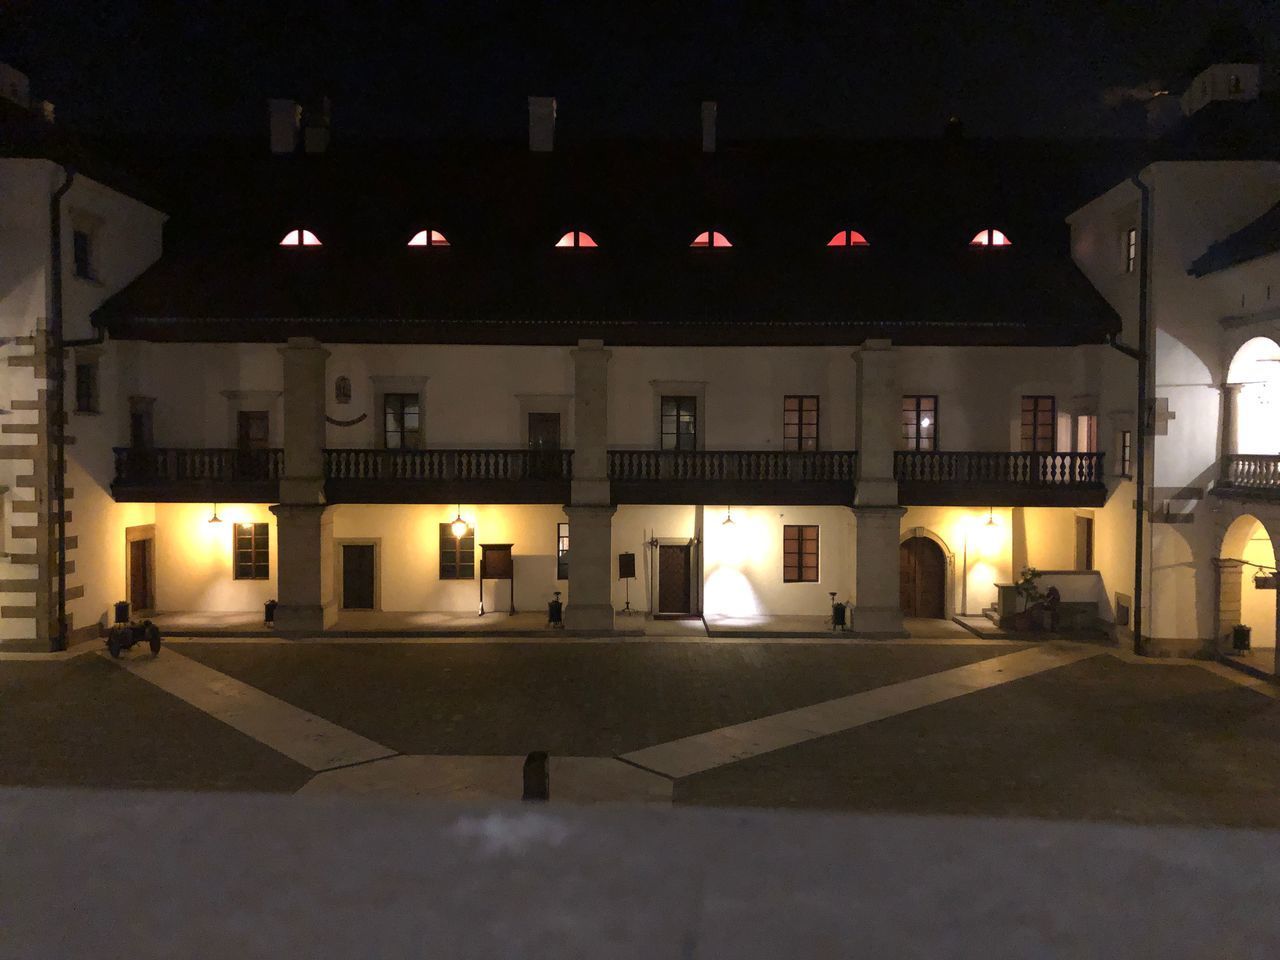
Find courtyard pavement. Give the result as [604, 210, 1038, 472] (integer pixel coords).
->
[2, 633, 1278, 827]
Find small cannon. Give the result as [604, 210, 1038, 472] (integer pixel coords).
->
[105, 618, 162, 658]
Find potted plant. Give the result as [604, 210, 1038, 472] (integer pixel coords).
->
[1012, 567, 1045, 631]
[1232, 624, 1251, 651]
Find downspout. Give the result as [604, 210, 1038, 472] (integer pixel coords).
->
[1130, 172, 1152, 656]
[50, 165, 75, 651]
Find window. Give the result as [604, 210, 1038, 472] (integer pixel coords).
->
[826, 229, 869, 247]
[1020, 396, 1056, 452]
[555, 230, 598, 248]
[1120, 429, 1133, 477]
[407, 229, 449, 247]
[969, 228, 1012, 247]
[661, 396, 697, 450]
[1075, 414, 1098, 453]
[233, 523, 270, 580]
[1125, 227, 1137, 274]
[690, 230, 731, 248]
[902, 395, 938, 451]
[783, 396, 819, 451]
[383, 393, 420, 449]
[556, 522, 569, 580]
[783, 525, 819, 583]
[279, 229, 322, 247]
[334, 376, 351, 404]
[72, 229, 94, 279]
[439, 522, 475, 580]
[74, 361, 98, 413]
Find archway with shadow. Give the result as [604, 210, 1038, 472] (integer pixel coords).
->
[1217, 512, 1278, 674]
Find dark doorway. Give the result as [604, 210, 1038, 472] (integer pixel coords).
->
[657, 543, 693, 615]
[128, 538, 153, 613]
[900, 536, 946, 619]
[527, 412, 562, 479]
[1075, 516, 1095, 571]
[342, 544, 376, 610]
[236, 410, 270, 478]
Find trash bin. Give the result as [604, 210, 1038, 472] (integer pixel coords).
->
[264, 599, 278, 625]
[113, 601, 131, 625]
[831, 601, 846, 630]
[1232, 624, 1251, 651]
[547, 591, 563, 627]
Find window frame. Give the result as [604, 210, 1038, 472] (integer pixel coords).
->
[439, 522, 475, 580]
[1120, 429, 1133, 477]
[233, 522, 270, 581]
[783, 524, 820, 583]
[660, 395, 698, 451]
[902, 395, 939, 452]
[72, 228, 94, 280]
[1125, 226, 1137, 274]
[1020, 396, 1057, 453]
[382, 392, 421, 450]
[74, 360, 98, 414]
[783, 395, 820, 451]
[556, 522, 569, 580]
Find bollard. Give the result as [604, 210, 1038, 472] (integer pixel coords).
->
[522, 751, 549, 801]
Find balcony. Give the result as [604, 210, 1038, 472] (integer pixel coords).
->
[608, 450, 858, 505]
[1215, 454, 1280, 501]
[894, 451, 1107, 507]
[111, 447, 283, 502]
[323, 448, 573, 503]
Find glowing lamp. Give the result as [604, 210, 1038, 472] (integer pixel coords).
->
[920, 416, 932, 429]
[450, 509, 469, 540]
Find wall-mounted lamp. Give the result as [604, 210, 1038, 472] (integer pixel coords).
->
[985, 507, 996, 528]
[208, 503, 222, 524]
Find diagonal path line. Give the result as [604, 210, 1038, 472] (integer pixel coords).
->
[103, 650, 397, 772]
[621, 643, 1103, 779]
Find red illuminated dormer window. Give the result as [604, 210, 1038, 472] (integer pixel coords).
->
[555, 230, 598, 248]
[279, 229, 322, 247]
[969, 228, 1011, 247]
[827, 229, 870, 247]
[407, 229, 450, 247]
[691, 230, 731, 248]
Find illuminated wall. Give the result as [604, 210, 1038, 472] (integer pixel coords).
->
[1241, 521, 1277, 647]
[153, 502, 277, 612]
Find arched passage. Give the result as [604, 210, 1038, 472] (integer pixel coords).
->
[1217, 513, 1277, 658]
[900, 535, 947, 619]
[1227, 336, 1280, 456]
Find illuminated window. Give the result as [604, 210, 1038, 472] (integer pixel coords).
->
[1020, 396, 1056, 452]
[439, 522, 475, 580]
[407, 229, 450, 247]
[233, 523, 270, 580]
[555, 230, 598, 248]
[279, 229, 322, 247]
[557, 522, 569, 580]
[784, 396, 819, 451]
[690, 230, 731, 248]
[783, 525, 819, 583]
[826, 229, 869, 247]
[902, 396, 937, 451]
[1125, 227, 1137, 273]
[969, 228, 1011, 247]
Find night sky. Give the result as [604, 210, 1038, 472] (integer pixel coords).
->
[1, 0, 1276, 141]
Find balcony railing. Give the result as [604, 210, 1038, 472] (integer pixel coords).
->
[323, 448, 573, 503]
[111, 447, 283, 501]
[608, 450, 858, 504]
[1218, 454, 1280, 496]
[894, 451, 1106, 506]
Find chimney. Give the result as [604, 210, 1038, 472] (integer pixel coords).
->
[701, 100, 717, 152]
[0, 63, 31, 109]
[269, 98, 302, 154]
[303, 96, 331, 154]
[529, 96, 556, 152]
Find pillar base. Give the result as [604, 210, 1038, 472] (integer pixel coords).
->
[272, 603, 337, 636]
[563, 602, 615, 632]
[849, 605, 908, 639]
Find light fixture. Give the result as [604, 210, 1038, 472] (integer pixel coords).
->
[920, 416, 932, 429]
[723, 505, 736, 526]
[450, 506, 469, 540]
[208, 503, 222, 524]
[985, 508, 997, 527]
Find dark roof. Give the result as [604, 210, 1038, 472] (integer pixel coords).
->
[96, 136, 1131, 346]
[1189, 201, 1280, 276]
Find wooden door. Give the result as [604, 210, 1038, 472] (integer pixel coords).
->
[658, 544, 692, 615]
[342, 544, 376, 610]
[128, 538, 153, 612]
[1075, 516, 1094, 571]
[899, 536, 945, 619]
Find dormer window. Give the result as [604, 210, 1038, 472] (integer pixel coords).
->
[691, 230, 731, 248]
[555, 230, 598, 248]
[408, 229, 450, 247]
[280, 229, 322, 247]
[827, 229, 870, 247]
[969, 228, 1011, 247]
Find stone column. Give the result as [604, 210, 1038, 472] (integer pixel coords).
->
[278, 337, 329, 504]
[850, 340, 907, 638]
[565, 340, 614, 631]
[1220, 383, 1243, 479]
[1214, 557, 1244, 654]
[270, 504, 336, 634]
[273, 337, 333, 634]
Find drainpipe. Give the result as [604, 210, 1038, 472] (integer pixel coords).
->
[1130, 172, 1152, 656]
[50, 165, 74, 651]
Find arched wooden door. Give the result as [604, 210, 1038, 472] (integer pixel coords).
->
[900, 536, 946, 619]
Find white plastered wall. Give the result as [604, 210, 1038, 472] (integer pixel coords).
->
[152, 502, 277, 613]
